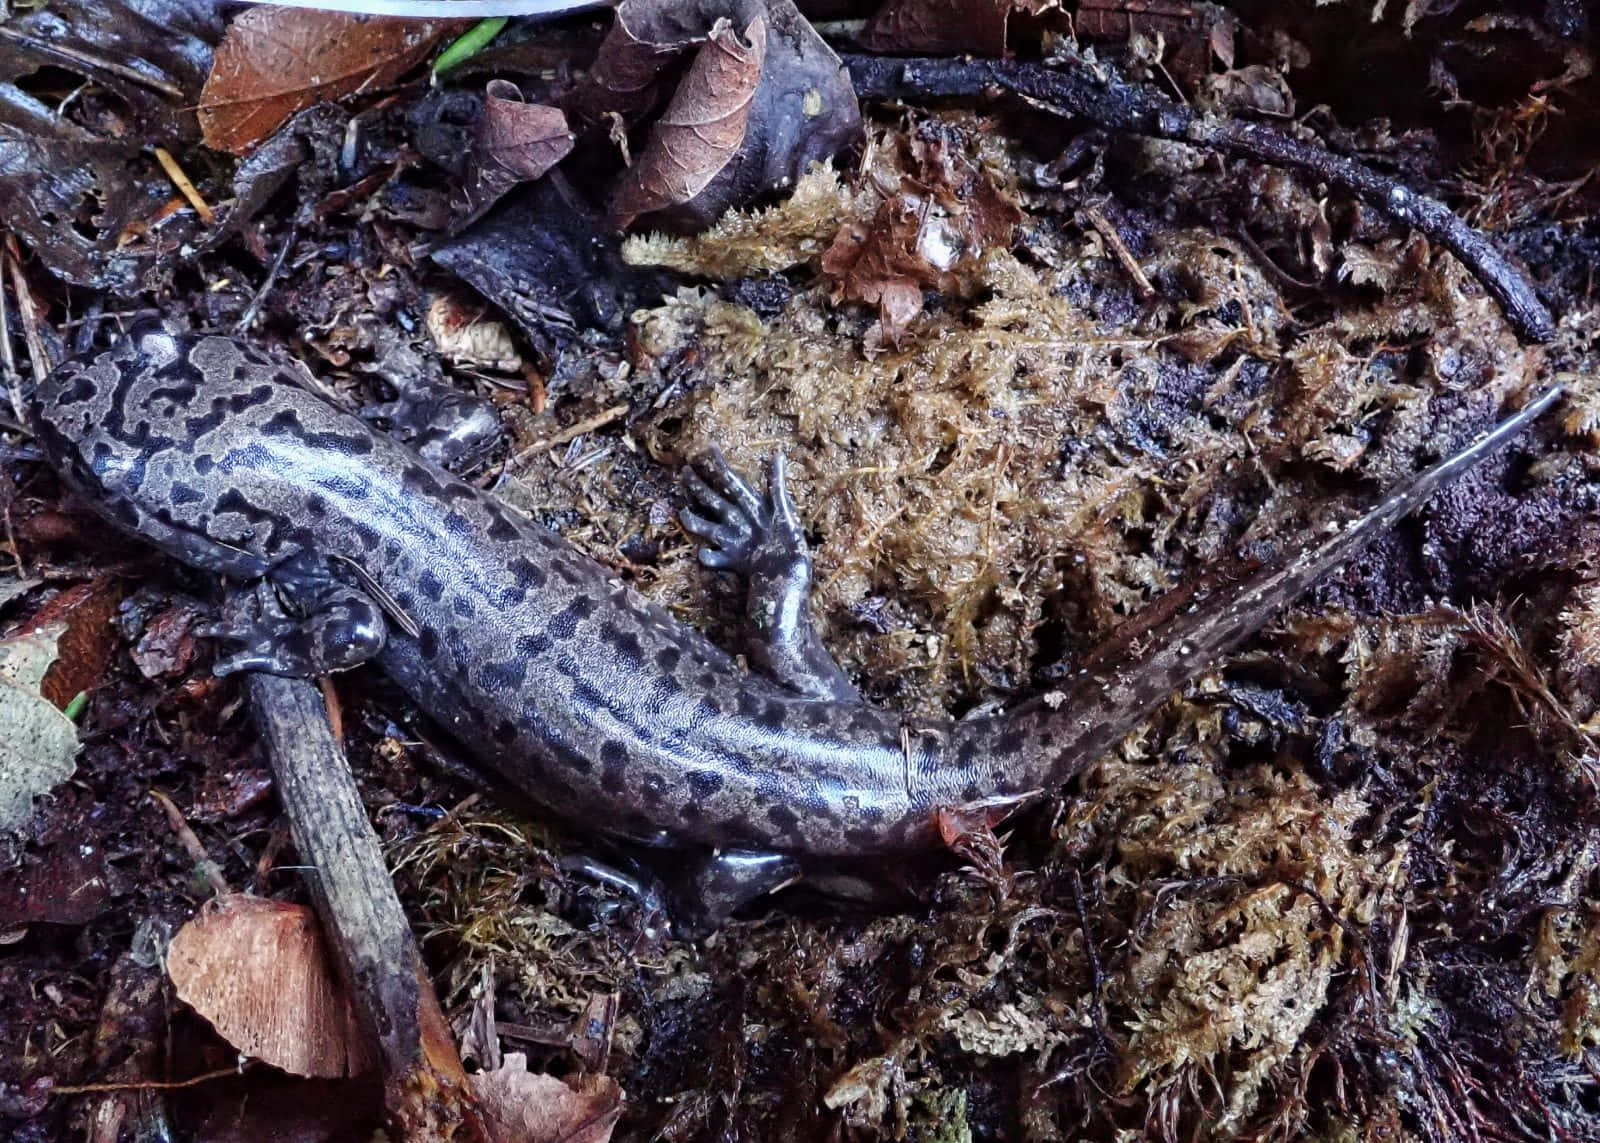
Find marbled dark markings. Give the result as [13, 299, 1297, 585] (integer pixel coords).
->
[22, 326, 1542, 859]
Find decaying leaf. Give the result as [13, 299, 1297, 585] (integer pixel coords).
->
[579, 0, 861, 232]
[1077, 0, 1234, 87]
[0, 0, 222, 143]
[463, 80, 575, 221]
[426, 294, 525, 374]
[471, 1054, 623, 1143]
[0, 576, 40, 610]
[167, 895, 375, 1078]
[820, 127, 1022, 341]
[0, 87, 183, 292]
[10, 577, 125, 709]
[0, 624, 80, 832]
[199, 8, 460, 155]
[611, 17, 767, 230]
[861, 0, 1015, 56]
[130, 603, 202, 679]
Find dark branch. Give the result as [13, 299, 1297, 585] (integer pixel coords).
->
[842, 53, 1556, 344]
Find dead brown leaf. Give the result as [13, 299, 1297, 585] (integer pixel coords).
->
[198, 8, 462, 155]
[861, 0, 1014, 56]
[167, 895, 376, 1078]
[576, 0, 860, 232]
[611, 17, 767, 230]
[820, 129, 1022, 341]
[1077, 0, 1234, 88]
[575, 0, 692, 125]
[13, 577, 125, 709]
[820, 200, 930, 341]
[471, 1056, 623, 1143]
[464, 80, 575, 220]
[130, 603, 201, 680]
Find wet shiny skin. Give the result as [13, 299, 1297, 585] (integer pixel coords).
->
[25, 327, 1555, 858]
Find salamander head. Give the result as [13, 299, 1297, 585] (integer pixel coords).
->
[25, 325, 296, 576]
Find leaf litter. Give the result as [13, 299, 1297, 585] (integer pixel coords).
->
[4, 1, 1600, 1140]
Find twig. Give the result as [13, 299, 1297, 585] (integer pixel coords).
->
[5, 234, 52, 382]
[234, 224, 299, 336]
[0, 241, 20, 428]
[149, 790, 232, 897]
[50, 1067, 244, 1095]
[151, 147, 216, 226]
[507, 402, 628, 471]
[246, 672, 490, 1140]
[843, 53, 1556, 343]
[0, 25, 185, 99]
[1079, 202, 1154, 300]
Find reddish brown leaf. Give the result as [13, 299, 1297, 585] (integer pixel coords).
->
[934, 797, 1029, 891]
[463, 80, 575, 219]
[574, 0, 689, 125]
[820, 130, 1021, 341]
[14, 577, 125, 709]
[819, 202, 932, 341]
[191, 767, 275, 822]
[573, 0, 860, 232]
[199, 9, 463, 155]
[1077, 0, 1231, 87]
[167, 895, 376, 1078]
[611, 17, 767, 229]
[861, 0, 1013, 56]
[0, 829, 113, 927]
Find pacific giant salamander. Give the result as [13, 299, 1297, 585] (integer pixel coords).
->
[24, 326, 1559, 901]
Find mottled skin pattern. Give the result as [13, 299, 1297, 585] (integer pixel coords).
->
[25, 327, 1558, 861]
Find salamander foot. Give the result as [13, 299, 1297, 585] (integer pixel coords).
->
[200, 563, 386, 678]
[680, 450, 857, 701]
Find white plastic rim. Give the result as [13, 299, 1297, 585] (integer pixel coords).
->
[241, 0, 611, 17]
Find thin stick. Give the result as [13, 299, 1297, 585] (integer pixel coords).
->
[5, 235, 52, 382]
[843, 54, 1556, 343]
[150, 790, 232, 897]
[1080, 202, 1154, 300]
[507, 402, 628, 471]
[152, 147, 216, 226]
[50, 1067, 243, 1096]
[0, 25, 185, 99]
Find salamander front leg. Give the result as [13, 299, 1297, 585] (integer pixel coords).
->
[199, 560, 386, 678]
[680, 450, 858, 701]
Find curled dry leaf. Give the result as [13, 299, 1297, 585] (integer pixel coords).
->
[10, 577, 125, 708]
[463, 80, 575, 221]
[199, 8, 461, 155]
[578, 0, 861, 232]
[471, 1054, 623, 1143]
[575, 0, 693, 125]
[426, 294, 525, 374]
[611, 17, 767, 230]
[166, 895, 376, 1079]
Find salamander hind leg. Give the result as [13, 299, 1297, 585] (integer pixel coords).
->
[200, 557, 386, 678]
[679, 449, 857, 701]
[670, 848, 804, 935]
